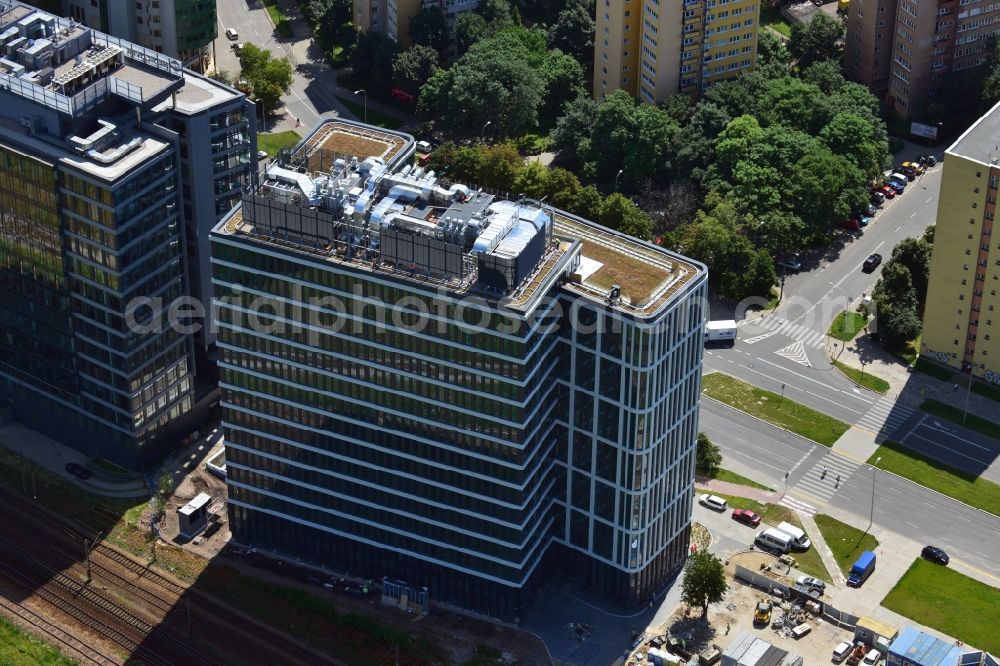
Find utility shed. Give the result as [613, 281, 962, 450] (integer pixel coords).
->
[855, 616, 898, 655]
[723, 631, 803, 666]
[888, 627, 964, 666]
[177, 492, 211, 539]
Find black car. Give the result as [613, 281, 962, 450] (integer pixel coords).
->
[922, 545, 950, 565]
[871, 191, 885, 206]
[897, 165, 917, 180]
[65, 462, 92, 480]
[918, 154, 938, 167]
[863, 253, 882, 272]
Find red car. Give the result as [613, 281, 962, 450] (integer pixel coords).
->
[880, 184, 896, 199]
[841, 218, 861, 231]
[732, 508, 761, 527]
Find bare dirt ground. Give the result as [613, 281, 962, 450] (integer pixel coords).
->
[303, 122, 406, 172]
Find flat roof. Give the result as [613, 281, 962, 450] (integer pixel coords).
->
[949, 98, 1000, 165]
[0, 116, 170, 181]
[890, 627, 964, 665]
[153, 70, 240, 115]
[178, 492, 212, 515]
[293, 119, 411, 171]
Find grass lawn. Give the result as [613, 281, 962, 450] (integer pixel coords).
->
[971, 379, 1000, 403]
[828, 311, 867, 342]
[335, 95, 405, 129]
[814, 514, 879, 577]
[914, 357, 953, 381]
[760, 3, 792, 36]
[579, 240, 670, 306]
[698, 492, 830, 581]
[883, 558, 1000, 655]
[701, 373, 850, 447]
[713, 468, 774, 492]
[257, 131, 301, 156]
[261, 0, 293, 37]
[0, 615, 76, 665]
[832, 359, 889, 394]
[920, 399, 1000, 441]
[868, 441, 1000, 517]
[893, 340, 919, 366]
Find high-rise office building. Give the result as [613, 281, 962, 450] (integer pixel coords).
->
[0, 0, 255, 467]
[211, 120, 707, 619]
[63, 0, 216, 71]
[844, 0, 1000, 118]
[922, 100, 1000, 385]
[593, 0, 759, 102]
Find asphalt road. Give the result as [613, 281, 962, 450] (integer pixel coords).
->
[893, 411, 1000, 483]
[701, 400, 1000, 580]
[705, 162, 944, 423]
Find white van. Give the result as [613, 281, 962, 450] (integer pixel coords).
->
[775, 521, 811, 550]
[225, 27, 239, 40]
[756, 528, 793, 553]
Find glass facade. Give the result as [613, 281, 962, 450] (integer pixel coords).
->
[0, 141, 196, 469]
[212, 221, 708, 618]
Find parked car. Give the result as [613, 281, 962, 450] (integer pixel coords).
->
[415, 140, 433, 153]
[863, 253, 882, 272]
[257, 150, 268, 160]
[902, 160, 926, 174]
[889, 173, 909, 189]
[871, 191, 885, 206]
[698, 494, 728, 511]
[796, 575, 826, 592]
[918, 154, 938, 167]
[732, 508, 761, 527]
[887, 179, 905, 194]
[65, 462, 92, 480]
[880, 184, 897, 198]
[225, 27, 239, 40]
[853, 214, 871, 227]
[833, 641, 854, 663]
[864, 202, 877, 216]
[841, 218, 861, 231]
[897, 165, 917, 180]
[863, 648, 882, 665]
[776, 256, 803, 272]
[921, 545, 950, 565]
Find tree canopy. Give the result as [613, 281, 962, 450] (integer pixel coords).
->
[681, 551, 728, 619]
[239, 44, 293, 116]
[872, 238, 931, 349]
[393, 45, 439, 94]
[549, 0, 594, 67]
[409, 7, 448, 55]
[696, 432, 722, 477]
[789, 13, 844, 69]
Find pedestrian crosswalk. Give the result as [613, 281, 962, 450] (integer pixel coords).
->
[740, 318, 828, 349]
[856, 396, 915, 436]
[775, 340, 812, 367]
[779, 452, 863, 515]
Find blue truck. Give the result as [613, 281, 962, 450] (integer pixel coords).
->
[847, 550, 876, 587]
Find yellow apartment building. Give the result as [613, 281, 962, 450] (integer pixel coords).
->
[593, 0, 759, 102]
[922, 99, 1000, 386]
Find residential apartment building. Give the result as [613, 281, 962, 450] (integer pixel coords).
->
[63, 0, 216, 71]
[353, 0, 422, 48]
[593, 0, 759, 102]
[922, 99, 1000, 385]
[0, 0, 255, 468]
[211, 120, 707, 618]
[844, 0, 1000, 118]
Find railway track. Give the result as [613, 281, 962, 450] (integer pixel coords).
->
[0, 592, 118, 665]
[93, 543, 187, 596]
[0, 537, 224, 666]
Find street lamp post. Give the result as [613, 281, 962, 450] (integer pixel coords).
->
[481, 120, 492, 141]
[866, 456, 882, 534]
[962, 366, 974, 424]
[353, 89, 367, 124]
[615, 169, 624, 191]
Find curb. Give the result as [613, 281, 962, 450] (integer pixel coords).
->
[828, 357, 890, 397]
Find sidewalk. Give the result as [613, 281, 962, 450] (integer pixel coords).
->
[695, 478, 779, 504]
[0, 422, 148, 498]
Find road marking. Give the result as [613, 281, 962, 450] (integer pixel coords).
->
[953, 514, 971, 523]
[894, 225, 902, 232]
[910, 211, 917, 218]
[925, 197, 933, 203]
[908, 431, 989, 466]
[904, 521, 920, 529]
[885, 486, 902, 493]
[751, 356, 875, 406]
[921, 421, 993, 451]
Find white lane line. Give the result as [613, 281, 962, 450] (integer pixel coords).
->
[910, 211, 917, 218]
[953, 514, 971, 523]
[908, 432, 990, 466]
[920, 422, 993, 451]
[904, 521, 920, 529]
[894, 225, 902, 232]
[925, 197, 933, 203]
[752, 356, 875, 406]
[885, 486, 902, 493]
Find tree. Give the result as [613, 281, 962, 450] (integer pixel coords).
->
[409, 7, 448, 55]
[208, 69, 235, 86]
[681, 550, 728, 619]
[550, 94, 599, 168]
[598, 193, 653, 239]
[873, 261, 921, 349]
[393, 45, 439, 94]
[696, 432, 722, 477]
[350, 31, 399, 87]
[923, 224, 935, 244]
[802, 60, 846, 95]
[239, 44, 293, 117]
[757, 30, 791, 70]
[788, 13, 844, 69]
[890, 237, 933, 313]
[549, 0, 594, 67]
[475, 0, 519, 29]
[455, 12, 489, 55]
